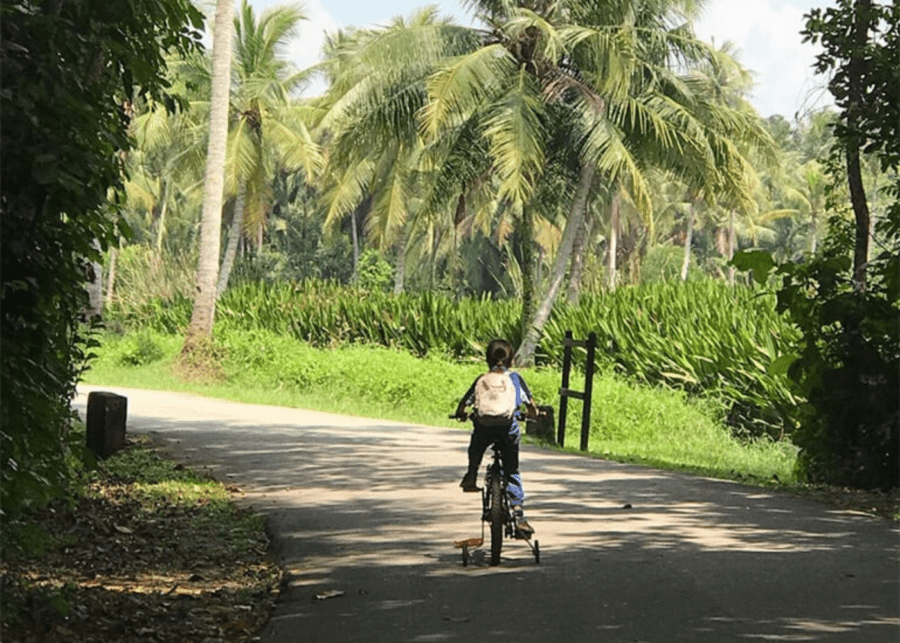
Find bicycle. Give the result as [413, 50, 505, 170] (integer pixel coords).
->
[450, 414, 540, 567]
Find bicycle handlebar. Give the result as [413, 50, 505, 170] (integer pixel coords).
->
[449, 409, 548, 421]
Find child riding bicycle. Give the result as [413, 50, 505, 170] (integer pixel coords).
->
[453, 339, 539, 536]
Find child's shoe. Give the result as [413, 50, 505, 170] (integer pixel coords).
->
[513, 506, 534, 538]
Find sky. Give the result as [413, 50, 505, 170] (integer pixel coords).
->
[250, 0, 834, 120]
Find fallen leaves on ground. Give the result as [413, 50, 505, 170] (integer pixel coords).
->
[792, 484, 900, 521]
[1, 451, 282, 643]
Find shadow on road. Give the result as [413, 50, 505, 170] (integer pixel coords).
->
[80, 389, 899, 643]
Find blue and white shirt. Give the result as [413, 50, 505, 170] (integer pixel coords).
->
[461, 366, 534, 431]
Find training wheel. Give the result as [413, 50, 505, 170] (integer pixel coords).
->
[461, 544, 469, 567]
[534, 540, 540, 564]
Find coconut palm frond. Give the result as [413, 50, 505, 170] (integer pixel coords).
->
[482, 66, 547, 206]
[421, 44, 517, 139]
[323, 156, 377, 229]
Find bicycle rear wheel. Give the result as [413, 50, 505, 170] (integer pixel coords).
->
[489, 475, 503, 566]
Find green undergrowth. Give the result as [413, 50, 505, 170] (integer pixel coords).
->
[82, 328, 798, 486]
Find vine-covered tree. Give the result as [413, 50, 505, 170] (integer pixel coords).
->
[1, 0, 203, 514]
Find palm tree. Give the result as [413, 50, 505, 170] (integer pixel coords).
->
[316, 0, 773, 363]
[123, 85, 208, 256]
[314, 11, 478, 284]
[421, 0, 775, 362]
[216, 0, 321, 296]
[183, 0, 233, 350]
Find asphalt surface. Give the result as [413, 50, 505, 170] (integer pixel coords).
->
[75, 386, 900, 643]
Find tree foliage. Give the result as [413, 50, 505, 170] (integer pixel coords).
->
[734, 0, 898, 489]
[0, 0, 203, 514]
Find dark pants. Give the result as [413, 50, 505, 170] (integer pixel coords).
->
[466, 421, 525, 504]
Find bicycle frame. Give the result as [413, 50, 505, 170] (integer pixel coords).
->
[479, 440, 539, 566]
[450, 414, 539, 567]
[481, 445, 512, 532]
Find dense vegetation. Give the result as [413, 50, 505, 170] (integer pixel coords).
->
[2, 0, 896, 522]
[0, 0, 203, 516]
[107, 279, 799, 440]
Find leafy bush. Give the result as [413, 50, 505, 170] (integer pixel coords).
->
[641, 244, 686, 283]
[116, 331, 165, 366]
[356, 249, 394, 292]
[735, 226, 899, 489]
[544, 280, 801, 439]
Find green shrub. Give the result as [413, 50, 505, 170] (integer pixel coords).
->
[116, 331, 165, 366]
[640, 244, 685, 283]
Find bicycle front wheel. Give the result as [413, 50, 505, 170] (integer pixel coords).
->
[489, 475, 503, 566]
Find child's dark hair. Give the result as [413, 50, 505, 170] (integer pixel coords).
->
[486, 339, 514, 368]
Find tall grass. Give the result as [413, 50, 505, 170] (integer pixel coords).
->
[104, 279, 799, 438]
[84, 328, 798, 484]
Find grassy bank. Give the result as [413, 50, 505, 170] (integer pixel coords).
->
[83, 329, 798, 485]
[107, 280, 800, 440]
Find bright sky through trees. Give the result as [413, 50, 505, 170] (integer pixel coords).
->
[248, 0, 833, 119]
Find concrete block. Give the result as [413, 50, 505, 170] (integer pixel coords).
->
[86, 391, 127, 459]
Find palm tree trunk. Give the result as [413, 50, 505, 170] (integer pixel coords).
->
[680, 201, 695, 282]
[393, 222, 409, 295]
[183, 0, 232, 350]
[516, 163, 594, 366]
[217, 186, 246, 298]
[350, 209, 360, 283]
[810, 210, 818, 255]
[607, 190, 621, 291]
[519, 203, 536, 348]
[566, 206, 590, 305]
[155, 180, 170, 253]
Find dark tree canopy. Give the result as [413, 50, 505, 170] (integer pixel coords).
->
[1, 0, 203, 515]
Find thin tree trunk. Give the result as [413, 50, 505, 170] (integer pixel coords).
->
[847, 150, 870, 291]
[727, 209, 736, 286]
[105, 247, 118, 307]
[393, 222, 409, 295]
[680, 201, 695, 282]
[183, 0, 232, 349]
[846, 0, 872, 292]
[607, 190, 621, 291]
[350, 209, 360, 283]
[155, 181, 170, 252]
[516, 163, 595, 366]
[519, 203, 536, 349]
[217, 186, 246, 298]
[810, 211, 818, 255]
[566, 207, 590, 305]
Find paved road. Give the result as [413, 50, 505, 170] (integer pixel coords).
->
[75, 386, 900, 643]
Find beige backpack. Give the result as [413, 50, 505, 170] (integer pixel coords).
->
[473, 371, 518, 426]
